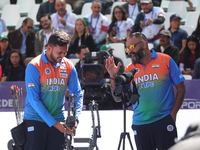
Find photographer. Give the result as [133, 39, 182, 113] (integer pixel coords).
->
[105, 32, 186, 150]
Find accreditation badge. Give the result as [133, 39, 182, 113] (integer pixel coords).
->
[142, 26, 154, 39]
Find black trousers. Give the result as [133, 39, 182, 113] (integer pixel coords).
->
[24, 120, 65, 150]
[132, 114, 177, 150]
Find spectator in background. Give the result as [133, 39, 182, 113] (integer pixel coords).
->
[1, 50, 26, 82]
[84, 0, 112, 15]
[153, 30, 180, 65]
[108, 5, 133, 43]
[51, 0, 78, 37]
[0, 35, 11, 72]
[0, 18, 7, 35]
[36, 0, 56, 22]
[67, 18, 95, 58]
[192, 58, 200, 79]
[35, 14, 61, 56]
[132, 0, 165, 47]
[121, 0, 141, 23]
[169, 14, 188, 54]
[8, 17, 35, 59]
[179, 35, 200, 76]
[83, 1, 109, 51]
[192, 15, 200, 44]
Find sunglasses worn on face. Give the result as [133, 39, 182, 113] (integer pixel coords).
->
[126, 41, 143, 53]
[114, 11, 122, 14]
[27, 25, 33, 30]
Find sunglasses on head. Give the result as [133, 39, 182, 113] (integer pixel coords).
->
[125, 41, 143, 53]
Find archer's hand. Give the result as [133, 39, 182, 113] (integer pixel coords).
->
[53, 122, 67, 133]
[66, 120, 78, 136]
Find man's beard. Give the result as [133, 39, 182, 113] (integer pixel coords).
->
[58, 10, 66, 15]
[130, 47, 145, 64]
[50, 52, 62, 64]
[43, 24, 51, 30]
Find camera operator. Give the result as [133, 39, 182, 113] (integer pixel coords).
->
[105, 32, 186, 150]
[74, 45, 90, 79]
[76, 45, 124, 110]
[100, 44, 124, 78]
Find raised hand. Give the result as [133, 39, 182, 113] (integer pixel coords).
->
[105, 56, 121, 78]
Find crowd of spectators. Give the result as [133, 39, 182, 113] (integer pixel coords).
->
[0, 0, 200, 82]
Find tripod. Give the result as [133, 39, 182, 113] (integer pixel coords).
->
[117, 98, 134, 150]
[117, 86, 133, 150]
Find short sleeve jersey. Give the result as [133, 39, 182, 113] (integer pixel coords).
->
[24, 52, 83, 127]
[125, 50, 185, 125]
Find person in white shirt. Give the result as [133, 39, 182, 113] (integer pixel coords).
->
[83, 1, 109, 51]
[108, 5, 134, 43]
[132, 0, 165, 47]
[51, 0, 78, 37]
[121, 0, 141, 23]
[34, 14, 61, 56]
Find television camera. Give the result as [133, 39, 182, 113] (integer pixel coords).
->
[80, 51, 111, 106]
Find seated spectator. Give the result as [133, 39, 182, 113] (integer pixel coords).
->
[108, 5, 133, 44]
[84, 0, 112, 15]
[179, 35, 200, 75]
[153, 30, 179, 65]
[8, 17, 35, 59]
[169, 14, 188, 54]
[0, 35, 11, 72]
[67, 18, 95, 58]
[121, 0, 141, 23]
[192, 15, 200, 44]
[192, 58, 200, 79]
[0, 18, 7, 35]
[36, 0, 56, 22]
[51, 0, 78, 37]
[132, 0, 165, 47]
[83, 1, 109, 51]
[35, 14, 61, 56]
[1, 50, 26, 82]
